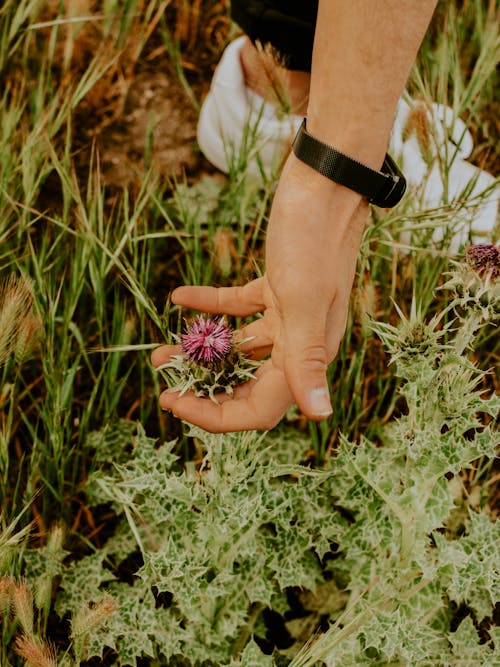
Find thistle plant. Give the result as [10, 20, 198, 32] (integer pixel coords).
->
[466, 243, 500, 280]
[3, 248, 498, 665]
[0, 0, 498, 664]
[157, 315, 261, 401]
[288, 249, 499, 667]
[450, 244, 500, 318]
[440, 243, 500, 354]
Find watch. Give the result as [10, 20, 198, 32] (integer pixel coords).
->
[292, 119, 406, 208]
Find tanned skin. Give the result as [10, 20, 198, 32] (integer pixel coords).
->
[153, 0, 438, 432]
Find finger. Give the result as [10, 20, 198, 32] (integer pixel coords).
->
[161, 363, 293, 433]
[160, 383, 247, 406]
[151, 344, 180, 368]
[172, 278, 266, 316]
[324, 297, 349, 359]
[235, 318, 273, 357]
[241, 344, 273, 361]
[282, 308, 333, 421]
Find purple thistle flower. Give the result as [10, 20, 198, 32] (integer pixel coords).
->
[466, 244, 500, 280]
[180, 315, 233, 365]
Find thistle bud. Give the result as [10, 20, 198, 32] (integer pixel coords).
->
[181, 316, 233, 365]
[442, 245, 500, 323]
[158, 315, 261, 402]
[465, 244, 500, 280]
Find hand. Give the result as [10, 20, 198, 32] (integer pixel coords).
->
[152, 154, 368, 432]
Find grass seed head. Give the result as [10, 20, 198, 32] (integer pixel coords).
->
[11, 579, 34, 635]
[213, 227, 234, 277]
[71, 593, 119, 639]
[403, 102, 432, 160]
[34, 524, 64, 610]
[0, 275, 43, 366]
[15, 634, 58, 667]
[46, 523, 64, 557]
[0, 576, 13, 614]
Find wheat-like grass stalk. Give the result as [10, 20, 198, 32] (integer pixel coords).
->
[11, 579, 34, 636]
[15, 634, 58, 667]
[0, 275, 42, 366]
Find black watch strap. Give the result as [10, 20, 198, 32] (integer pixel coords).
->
[292, 119, 406, 208]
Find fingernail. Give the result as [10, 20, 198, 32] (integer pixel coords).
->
[309, 388, 333, 417]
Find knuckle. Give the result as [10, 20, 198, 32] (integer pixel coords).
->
[291, 343, 328, 369]
[214, 288, 223, 312]
[235, 285, 247, 301]
[303, 344, 328, 365]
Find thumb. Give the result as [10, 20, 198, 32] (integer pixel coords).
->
[283, 316, 333, 420]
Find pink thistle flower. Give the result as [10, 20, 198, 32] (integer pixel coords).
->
[180, 315, 233, 365]
[466, 244, 500, 280]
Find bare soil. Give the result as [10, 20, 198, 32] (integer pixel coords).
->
[97, 69, 200, 188]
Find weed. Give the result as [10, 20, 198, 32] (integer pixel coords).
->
[0, 0, 497, 664]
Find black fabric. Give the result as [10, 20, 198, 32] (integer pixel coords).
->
[292, 120, 407, 207]
[231, 0, 318, 71]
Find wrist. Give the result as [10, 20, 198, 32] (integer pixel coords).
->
[292, 119, 406, 208]
[305, 107, 393, 171]
[284, 152, 362, 199]
[278, 153, 368, 232]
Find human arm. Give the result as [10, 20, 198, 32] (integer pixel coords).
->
[152, 0, 438, 432]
